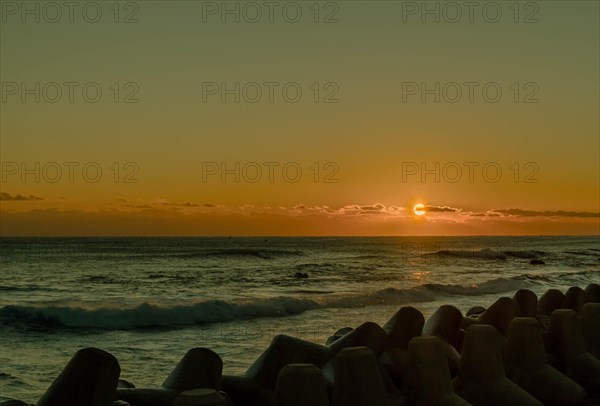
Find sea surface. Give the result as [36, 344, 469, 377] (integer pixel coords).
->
[1, 236, 599, 403]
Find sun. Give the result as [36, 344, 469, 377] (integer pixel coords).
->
[413, 203, 426, 216]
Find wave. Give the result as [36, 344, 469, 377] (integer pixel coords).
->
[564, 250, 599, 257]
[0, 298, 320, 330]
[289, 289, 337, 295]
[426, 248, 550, 260]
[61, 248, 307, 262]
[172, 249, 306, 260]
[294, 262, 339, 271]
[0, 372, 24, 382]
[503, 250, 544, 259]
[427, 248, 507, 260]
[0, 285, 64, 293]
[79, 275, 121, 284]
[0, 371, 27, 389]
[0, 273, 555, 331]
[327, 287, 435, 308]
[0, 285, 38, 292]
[352, 254, 387, 260]
[423, 274, 548, 296]
[552, 269, 599, 279]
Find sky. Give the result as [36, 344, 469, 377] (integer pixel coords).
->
[1, 1, 599, 236]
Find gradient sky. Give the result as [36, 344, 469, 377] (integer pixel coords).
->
[1, 1, 599, 235]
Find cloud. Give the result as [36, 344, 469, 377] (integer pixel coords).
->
[443, 207, 599, 219]
[110, 200, 416, 218]
[177, 201, 201, 207]
[287, 203, 406, 217]
[492, 209, 599, 218]
[115, 198, 222, 211]
[469, 211, 502, 217]
[123, 204, 153, 209]
[176, 202, 225, 210]
[0, 192, 44, 201]
[425, 205, 460, 213]
[338, 204, 391, 215]
[155, 201, 200, 208]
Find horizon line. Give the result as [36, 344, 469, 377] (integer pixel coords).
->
[1, 234, 599, 238]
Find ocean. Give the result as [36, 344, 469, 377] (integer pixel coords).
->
[0, 236, 598, 403]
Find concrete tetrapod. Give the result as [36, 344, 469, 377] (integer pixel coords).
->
[114, 388, 177, 406]
[538, 289, 565, 316]
[547, 309, 600, 393]
[171, 389, 227, 406]
[328, 321, 389, 357]
[562, 287, 588, 313]
[274, 364, 329, 406]
[380, 307, 425, 387]
[477, 297, 518, 336]
[331, 346, 391, 406]
[513, 289, 538, 318]
[454, 325, 542, 406]
[422, 305, 463, 351]
[38, 347, 120, 406]
[246, 335, 333, 390]
[584, 283, 600, 303]
[581, 303, 600, 357]
[383, 307, 425, 349]
[162, 348, 223, 393]
[505, 317, 586, 404]
[403, 336, 471, 406]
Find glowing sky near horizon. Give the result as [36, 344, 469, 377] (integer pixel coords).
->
[1, 1, 598, 235]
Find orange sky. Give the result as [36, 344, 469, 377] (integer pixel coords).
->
[1, 1, 599, 236]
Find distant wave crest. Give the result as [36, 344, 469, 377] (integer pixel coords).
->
[427, 248, 547, 260]
[428, 248, 508, 260]
[564, 250, 599, 257]
[503, 250, 545, 259]
[175, 249, 305, 260]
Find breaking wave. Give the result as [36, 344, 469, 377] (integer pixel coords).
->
[427, 248, 548, 260]
[0, 273, 566, 331]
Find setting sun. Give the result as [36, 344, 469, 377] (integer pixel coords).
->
[413, 203, 426, 216]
